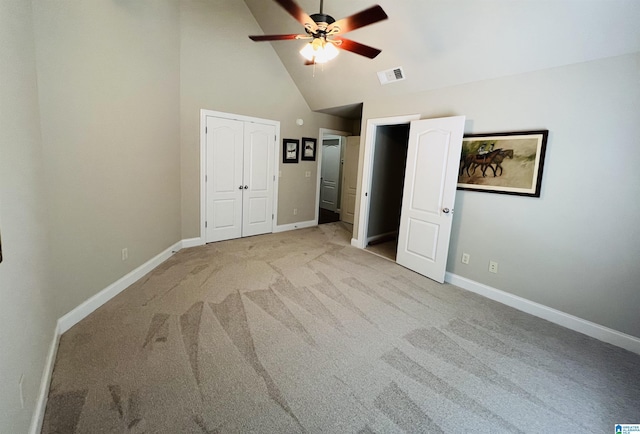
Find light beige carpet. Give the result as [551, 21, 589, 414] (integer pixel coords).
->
[42, 223, 640, 433]
[366, 238, 398, 261]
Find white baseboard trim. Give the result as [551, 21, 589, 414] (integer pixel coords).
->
[273, 219, 317, 233]
[181, 237, 204, 249]
[58, 240, 182, 334]
[351, 238, 363, 248]
[29, 323, 61, 434]
[32, 240, 184, 433]
[445, 272, 640, 355]
[367, 231, 398, 245]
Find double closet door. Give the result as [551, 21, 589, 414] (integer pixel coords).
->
[205, 116, 276, 243]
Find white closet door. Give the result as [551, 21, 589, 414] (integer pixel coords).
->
[242, 122, 275, 237]
[396, 116, 465, 283]
[206, 116, 244, 243]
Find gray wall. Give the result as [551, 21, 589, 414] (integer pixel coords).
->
[24, 0, 352, 323]
[0, 2, 351, 429]
[179, 0, 351, 234]
[0, 1, 57, 432]
[32, 0, 182, 318]
[354, 53, 640, 338]
[367, 125, 409, 240]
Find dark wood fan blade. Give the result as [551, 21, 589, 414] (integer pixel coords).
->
[249, 34, 304, 41]
[273, 0, 318, 31]
[335, 37, 381, 59]
[329, 5, 388, 34]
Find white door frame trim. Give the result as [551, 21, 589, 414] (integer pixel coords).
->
[355, 114, 420, 249]
[199, 109, 281, 245]
[316, 128, 351, 224]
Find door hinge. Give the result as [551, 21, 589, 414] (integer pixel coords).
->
[205, 221, 207, 228]
[205, 175, 207, 182]
[272, 214, 274, 220]
[205, 127, 208, 134]
[273, 175, 275, 181]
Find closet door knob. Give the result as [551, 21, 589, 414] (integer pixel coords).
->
[244, 185, 248, 189]
[239, 185, 243, 190]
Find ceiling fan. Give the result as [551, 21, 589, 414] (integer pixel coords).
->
[248, 0, 388, 64]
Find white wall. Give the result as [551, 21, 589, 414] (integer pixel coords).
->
[355, 53, 640, 338]
[0, 2, 57, 432]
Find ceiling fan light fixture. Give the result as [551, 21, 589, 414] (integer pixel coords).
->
[299, 39, 339, 63]
[319, 40, 339, 62]
[299, 41, 316, 61]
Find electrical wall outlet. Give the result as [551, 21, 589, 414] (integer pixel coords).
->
[489, 260, 498, 273]
[461, 253, 470, 264]
[122, 248, 128, 261]
[293, 208, 297, 215]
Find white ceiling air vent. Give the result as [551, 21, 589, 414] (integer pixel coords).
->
[377, 66, 406, 85]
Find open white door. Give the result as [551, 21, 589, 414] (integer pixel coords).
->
[396, 116, 465, 283]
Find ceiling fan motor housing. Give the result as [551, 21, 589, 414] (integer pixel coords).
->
[310, 13, 335, 25]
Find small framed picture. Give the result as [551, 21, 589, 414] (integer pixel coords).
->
[301, 137, 317, 161]
[283, 139, 299, 163]
[458, 130, 548, 197]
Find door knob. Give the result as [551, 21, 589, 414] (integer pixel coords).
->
[238, 185, 243, 190]
[442, 208, 450, 213]
[244, 185, 248, 189]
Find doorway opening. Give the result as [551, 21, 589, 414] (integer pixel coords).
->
[364, 124, 410, 261]
[316, 128, 350, 225]
[319, 135, 343, 224]
[356, 114, 419, 255]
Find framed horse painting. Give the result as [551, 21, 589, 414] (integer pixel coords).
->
[457, 130, 548, 197]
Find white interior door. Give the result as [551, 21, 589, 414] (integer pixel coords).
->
[206, 116, 243, 243]
[340, 136, 359, 224]
[242, 122, 275, 237]
[396, 116, 465, 283]
[320, 139, 341, 212]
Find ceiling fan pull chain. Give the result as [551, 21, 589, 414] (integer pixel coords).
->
[319, 0, 323, 14]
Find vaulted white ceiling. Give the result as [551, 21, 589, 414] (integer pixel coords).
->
[243, 0, 640, 117]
